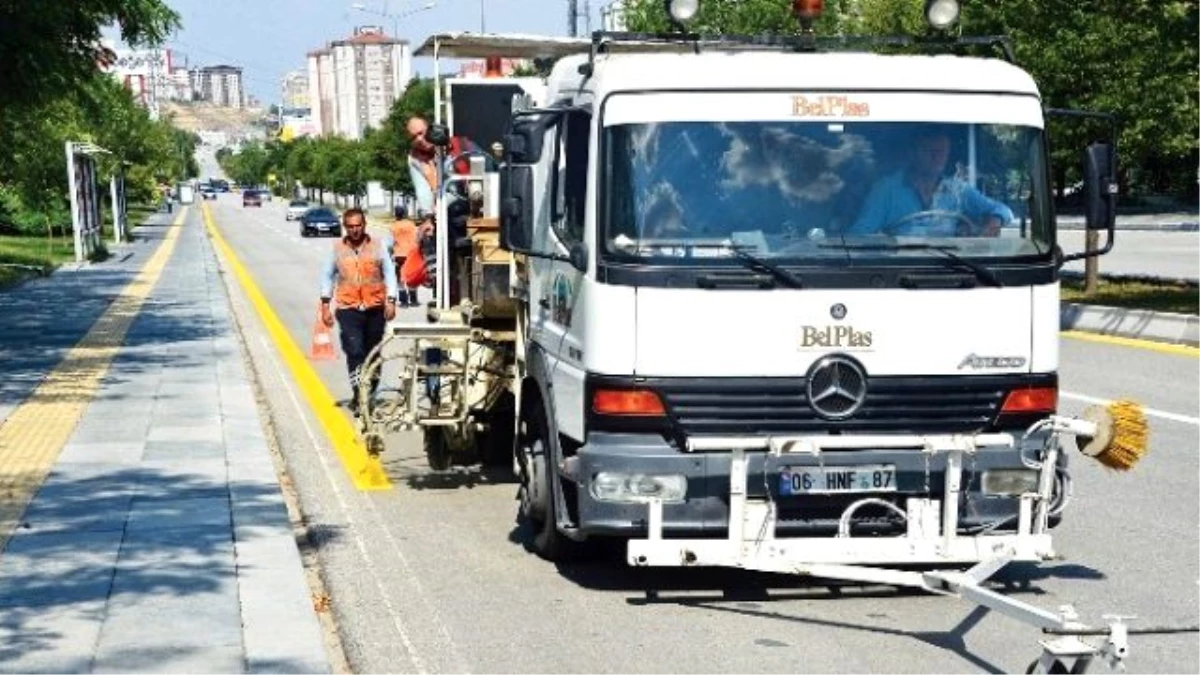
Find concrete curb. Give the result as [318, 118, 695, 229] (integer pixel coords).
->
[1059, 270, 1200, 287]
[1061, 302, 1199, 347]
[1057, 220, 1198, 232]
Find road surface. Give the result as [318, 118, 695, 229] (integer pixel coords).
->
[201, 193, 1198, 674]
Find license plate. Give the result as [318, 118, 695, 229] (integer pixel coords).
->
[779, 465, 896, 495]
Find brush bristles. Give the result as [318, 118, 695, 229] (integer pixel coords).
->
[1096, 400, 1149, 471]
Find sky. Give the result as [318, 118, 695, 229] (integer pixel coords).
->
[150, 0, 611, 105]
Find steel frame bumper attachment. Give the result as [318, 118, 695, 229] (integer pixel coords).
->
[625, 422, 1139, 672]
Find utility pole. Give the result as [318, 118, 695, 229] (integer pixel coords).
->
[568, 0, 578, 37]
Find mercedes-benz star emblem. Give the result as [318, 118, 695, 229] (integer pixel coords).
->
[806, 355, 867, 420]
[830, 303, 847, 320]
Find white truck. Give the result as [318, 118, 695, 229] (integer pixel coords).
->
[363, 3, 1152, 670]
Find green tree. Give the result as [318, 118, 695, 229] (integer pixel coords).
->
[961, 0, 1198, 198]
[622, 0, 858, 35]
[0, 0, 180, 108]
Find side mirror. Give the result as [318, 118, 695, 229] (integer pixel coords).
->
[427, 124, 451, 148]
[1083, 143, 1117, 231]
[568, 242, 588, 272]
[499, 164, 534, 252]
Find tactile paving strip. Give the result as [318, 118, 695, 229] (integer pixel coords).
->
[0, 209, 187, 547]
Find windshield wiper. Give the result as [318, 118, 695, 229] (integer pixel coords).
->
[821, 243, 1004, 288]
[727, 247, 805, 288]
[612, 238, 804, 289]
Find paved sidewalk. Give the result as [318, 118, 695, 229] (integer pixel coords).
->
[0, 209, 331, 673]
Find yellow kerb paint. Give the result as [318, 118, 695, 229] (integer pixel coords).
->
[201, 203, 390, 491]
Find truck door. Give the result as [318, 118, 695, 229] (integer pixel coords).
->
[529, 108, 591, 441]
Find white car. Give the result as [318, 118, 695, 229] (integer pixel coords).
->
[286, 200, 309, 221]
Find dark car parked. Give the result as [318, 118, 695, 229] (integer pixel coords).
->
[300, 207, 341, 237]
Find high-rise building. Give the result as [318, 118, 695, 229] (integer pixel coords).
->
[193, 65, 245, 108]
[282, 70, 310, 110]
[306, 48, 336, 136]
[304, 26, 412, 140]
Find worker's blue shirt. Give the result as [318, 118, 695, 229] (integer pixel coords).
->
[848, 171, 1015, 237]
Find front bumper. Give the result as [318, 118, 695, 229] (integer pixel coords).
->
[569, 429, 1060, 543]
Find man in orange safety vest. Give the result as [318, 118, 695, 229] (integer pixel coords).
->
[319, 208, 399, 415]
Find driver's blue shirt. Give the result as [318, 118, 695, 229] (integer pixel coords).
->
[848, 171, 1014, 236]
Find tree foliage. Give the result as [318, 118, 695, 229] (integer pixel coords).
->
[622, 0, 1198, 198]
[0, 0, 194, 234]
[0, 0, 180, 109]
[0, 74, 198, 234]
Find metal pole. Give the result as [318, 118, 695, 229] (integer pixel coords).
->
[111, 174, 122, 245]
[88, 158, 101, 255]
[480, 0, 486, 32]
[66, 142, 83, 263]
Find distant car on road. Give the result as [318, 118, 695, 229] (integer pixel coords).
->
[200, 187, 218, 200]
[300, 207, 341, 237]
[286, 200, 309, 221]
[242, 190, 263, 207]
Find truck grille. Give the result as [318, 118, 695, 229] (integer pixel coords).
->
[648, 375, 1034, 436]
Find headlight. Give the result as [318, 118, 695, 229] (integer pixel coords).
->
[982, 469, 1039, 496]
[590, 472, 687, 504]
[924, 0, 960, 30]
[664, 0, 700, 25]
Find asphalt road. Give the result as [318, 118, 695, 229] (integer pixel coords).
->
[202, 193, 1198, 674]
[1059, 230, 1198, 282]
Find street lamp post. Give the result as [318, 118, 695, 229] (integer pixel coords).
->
[350, 1, 436, 38]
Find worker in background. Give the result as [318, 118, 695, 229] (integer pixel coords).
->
[389, 204, 419, 307]
[406, 115, 439, 215]
[319, 208, 399, 416]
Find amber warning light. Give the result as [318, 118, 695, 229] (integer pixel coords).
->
[792, 0, 825, 20]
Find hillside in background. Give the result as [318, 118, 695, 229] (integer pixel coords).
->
[161, 101, 266, 133]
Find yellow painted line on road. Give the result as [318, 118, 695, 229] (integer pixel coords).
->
[1062, 330, 1199, 357]
[201, 203, 391, 491]
[0, 208, 188, 546]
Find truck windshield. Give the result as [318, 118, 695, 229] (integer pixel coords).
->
[602, 120, 1051, 264]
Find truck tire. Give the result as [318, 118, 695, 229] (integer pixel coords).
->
[520, 400, 590, 562]
[479, 392, 516, 470]
[424, 427, 452, 471]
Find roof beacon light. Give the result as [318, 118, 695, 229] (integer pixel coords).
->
[665, 0, 700, 25]
[792, 0, 825, 21]
[924, 0, 961, 31]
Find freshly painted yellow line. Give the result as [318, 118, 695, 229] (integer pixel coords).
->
[0, 208, 188, 546]
[1062, 330, 1199, 357]
[201, 203, 391, 491]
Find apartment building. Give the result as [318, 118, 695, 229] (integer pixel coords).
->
[195, 65, 245, 108]
[282, 70, 310, 110]
[304, 26, 412, 139]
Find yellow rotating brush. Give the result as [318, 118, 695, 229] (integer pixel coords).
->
[1076, 399, 1149, 471]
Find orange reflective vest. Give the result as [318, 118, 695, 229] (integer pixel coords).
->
[333, 236, 386, 310]
[390, 218, 418, 259]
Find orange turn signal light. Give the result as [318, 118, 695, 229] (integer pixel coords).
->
[593, 389, 667, 417]
[1001, 387, 1058, 413]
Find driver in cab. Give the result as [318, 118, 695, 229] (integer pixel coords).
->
[847, 127, 1014, 237]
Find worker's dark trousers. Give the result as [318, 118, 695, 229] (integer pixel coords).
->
[336, 306, 386, 407]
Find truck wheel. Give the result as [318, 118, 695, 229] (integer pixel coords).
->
[424, 427, 452, 472]
[479, 392, 516, 470]
[519, 401, 589, 562]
